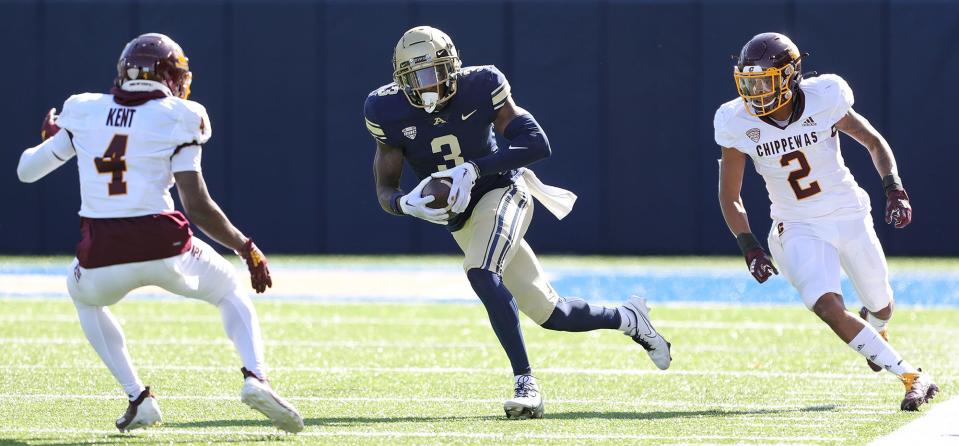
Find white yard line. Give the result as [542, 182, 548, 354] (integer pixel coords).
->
[0, 393, 894, 412]
[869, 396, 959, 446]
[0, 427, 846, 442]
[0, 363, 899, 380]
[0, 336, 848, 354]
[1, 314, 956, 334]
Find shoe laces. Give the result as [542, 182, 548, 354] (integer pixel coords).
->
[514, 376, 537, 398]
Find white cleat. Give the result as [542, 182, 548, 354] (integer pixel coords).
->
[240, 368, 304, 433]
[622, 296, 672, 370]
[116, 387, 162, 432]
[503, 374, 544, 420]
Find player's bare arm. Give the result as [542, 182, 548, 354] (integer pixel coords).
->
[718, 147, 751, 236]
[836, 109, 897, 177]
[718, 146, 778, 283]
[175, 170, 272, 292]
[835, 109, 912, 228]
[372, 139, 448, 224]
[373, 140, 405, 214]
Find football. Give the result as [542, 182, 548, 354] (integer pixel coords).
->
[421, 177, 452, 209]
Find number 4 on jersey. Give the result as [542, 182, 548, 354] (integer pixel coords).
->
[95, 134, 128, 195]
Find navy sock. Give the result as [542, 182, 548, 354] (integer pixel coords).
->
[466, 268, 531, 376]
[541, 297, 621, 332]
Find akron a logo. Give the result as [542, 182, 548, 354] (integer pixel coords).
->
[746, 128, 761, 143]
[403, 126, 417, 140]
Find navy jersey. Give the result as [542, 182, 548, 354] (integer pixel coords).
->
[364, 65, 516, 231]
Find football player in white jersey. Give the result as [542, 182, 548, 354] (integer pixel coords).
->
[16, 33, 303, 432]
[715, 33, 938, 411]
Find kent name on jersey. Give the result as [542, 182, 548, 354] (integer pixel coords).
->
[364, 65, 514, 231]
[714, 74, 870, 222]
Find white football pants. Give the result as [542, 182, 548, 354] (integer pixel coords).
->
[66, 237, 266, 397]
[767, 214, 893, 312]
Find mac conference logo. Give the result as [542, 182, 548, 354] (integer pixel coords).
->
[746, 128, 761, 143]
[403, 126, 417, 140]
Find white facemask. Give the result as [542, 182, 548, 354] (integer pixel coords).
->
[421, 91, 439, 113]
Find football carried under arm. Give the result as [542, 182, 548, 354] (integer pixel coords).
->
[373, 140, 448, 224]
[433, 97, 551, 213]
[835, 109, 911, 228]
[174, 171, 272, 293]
[17, 108, 76, 183]
[718, 147, 778, 283]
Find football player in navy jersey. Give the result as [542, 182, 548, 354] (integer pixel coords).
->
[365, 26, 672, 419]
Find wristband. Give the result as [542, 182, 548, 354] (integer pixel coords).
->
[882, 174, 903, 194]
[389, 192, 404, 216]
[735, 232, 762, 255]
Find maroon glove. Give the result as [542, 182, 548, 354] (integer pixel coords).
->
[745, 247, 779, 283]
[238, 239, 272, 293]
[885, 189, 912, 229]
[41, 108, 60, 141]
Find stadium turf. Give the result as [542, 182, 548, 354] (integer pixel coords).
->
[0, 256, 956, 444]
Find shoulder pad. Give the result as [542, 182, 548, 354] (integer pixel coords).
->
[713, 98, 744, 148]
[459, 65, 511, 110]
[172, 99, 212, 145]
[56, 93, 106, 131]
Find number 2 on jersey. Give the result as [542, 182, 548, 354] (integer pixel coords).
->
[431, 134, 464, 171]
[780, 151, 821, 200]
[94, 134, 128, 195]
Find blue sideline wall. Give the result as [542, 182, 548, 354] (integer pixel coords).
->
[1, 0, 956, 256]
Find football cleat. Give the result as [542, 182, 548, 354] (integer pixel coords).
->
[622, 296, 672, 370]
[900, 369, 939, 411]
[503, 375, 544, 420]
[116, 387, 161, 432]
[859, 307, 888, 372]
[240, 368, 304, 433]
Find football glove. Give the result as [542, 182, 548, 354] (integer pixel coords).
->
[744, 247, 779, 283]
[737, 233, 778, 284]
[399, 176, 449, 225]
[41, 108, 60, 141]
[431, 161, 478, 214]
[885, 189, 912, 229]
[238, 239, 272, 293]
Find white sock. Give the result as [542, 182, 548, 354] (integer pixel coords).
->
[617, 306, 635, 332]
[218, 289, 267, 378]
[73, 302, 145, 398]
[866, 312, 889, 333]
[848, 326, 916, 376]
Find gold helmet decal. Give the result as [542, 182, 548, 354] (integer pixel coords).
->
[392, 26, 462, 113]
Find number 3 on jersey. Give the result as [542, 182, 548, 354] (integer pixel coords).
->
[431, 134, 464, 171]
[780, 151, 821, 200]
[94, 134, 128, 195]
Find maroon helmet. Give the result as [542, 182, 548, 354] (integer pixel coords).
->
[115, 33, 192, 99]
[733, 33, 803, 116]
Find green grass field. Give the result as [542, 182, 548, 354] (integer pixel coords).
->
[0, 294, 956, 445]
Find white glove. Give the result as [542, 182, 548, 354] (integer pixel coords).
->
[431, 161, 478, 214]
[399, 176, 449, 225]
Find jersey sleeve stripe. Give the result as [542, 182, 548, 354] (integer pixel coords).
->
[492, 85, 511, 108]
[365, 120, 386, 137]
[491, 83, 506, 96]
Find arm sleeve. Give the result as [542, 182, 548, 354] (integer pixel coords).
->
[472, 113, 550, 176]
[17, 130, 76, 183]
[821, 74, 855, 125]
[171, 145, 202, 173]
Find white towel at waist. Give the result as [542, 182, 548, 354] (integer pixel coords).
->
[517, 167, 577, 220]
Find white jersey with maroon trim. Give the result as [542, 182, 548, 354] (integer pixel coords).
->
[56, 92, 211, 218]
[714, 74, 870, 222]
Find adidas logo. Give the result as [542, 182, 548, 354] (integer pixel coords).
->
[802, 116, 817, 127]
